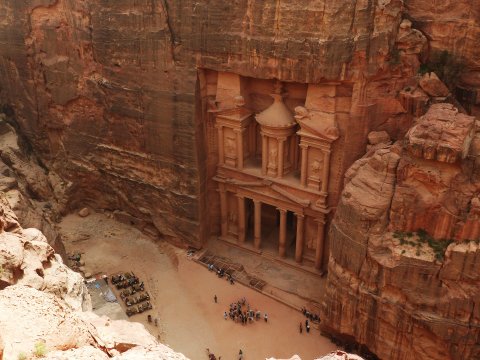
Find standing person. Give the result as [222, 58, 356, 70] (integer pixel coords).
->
[264, 313, 268, 322]
[214, 295, 218, 303]
[306, 323, 310, 333]
[238, 349, 243, 360]
[224, 311, 228, 320]
[299, 322, 303, 333]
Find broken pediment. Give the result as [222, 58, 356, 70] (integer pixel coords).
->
[294, 106, 340, 142]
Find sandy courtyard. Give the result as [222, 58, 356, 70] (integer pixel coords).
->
[58, 212, 337, 360]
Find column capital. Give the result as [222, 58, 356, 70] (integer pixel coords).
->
[295, 213, 305, 219]
[236, 194, 245, 200]
[277, 208, 288, 214]
[233, 128, 247, 133]
[253, 199, 262, 205]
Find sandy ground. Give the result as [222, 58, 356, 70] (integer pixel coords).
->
[58, 212, 337, 360]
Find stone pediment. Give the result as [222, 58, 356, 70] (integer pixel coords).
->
[220, 177, 311, 207]
[295, 106, 339, 142]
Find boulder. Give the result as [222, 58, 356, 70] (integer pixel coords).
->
[80, 312, 157, 354]
[405, 103, 475, 162]
[78, 207, 90, 217]
[0, 285, 96, 360]
[44, 346, 109, 360]
[419, 72, 450, 97]
[113, 344, 190, 360]
[367, 131, 391, 145]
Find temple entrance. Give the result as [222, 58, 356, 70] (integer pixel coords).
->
[285, 210, 297, 259]
[256, 203, 296, 259]
[245, 198, 255, 245]
[260, 203, 278, 253]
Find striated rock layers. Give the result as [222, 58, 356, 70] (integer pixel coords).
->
[322, 104, 480, 360]
[2, 0, 474, 246]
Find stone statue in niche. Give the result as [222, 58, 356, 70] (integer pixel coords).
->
[268, 148, 278, 169]
[228, 211, 237, 224]
[311, 159, 323, 176]
[307, 235, 315, 249]
[226, 137, 236, 156]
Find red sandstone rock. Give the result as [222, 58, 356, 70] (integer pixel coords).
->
[323, 103, 480, 360]
[419, 72, 450, 97]
[405, 103, 475, 163]
[367, 131, 391, 146]
[78, 207, 90, 218]
[396, 19, 427, 57]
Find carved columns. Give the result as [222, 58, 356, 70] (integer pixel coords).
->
[254, 200, 262, 250]
[295, 214, 305, 263]
[300, 144, 308, 187]
[278, 138, 285, 178]
[237, 195, 246, 244]
[217, 126, 225, 166]
[314, 218, 326, 271]
[278, 208, 287, 258]
[219, 186, 228, 238]
[235, 129, 244, 169]
[321, 150, 331, 193]
[261, 135, 268, 175]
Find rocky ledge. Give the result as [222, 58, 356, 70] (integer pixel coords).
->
[322, 103, 480, 360]
[0, 195, 189, 360]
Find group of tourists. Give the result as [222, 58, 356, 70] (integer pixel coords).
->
[221, 296, 267, 325]
[208, 263, 235, 285]
[299, 306, 320, 334]
[301, 306, 320, 322]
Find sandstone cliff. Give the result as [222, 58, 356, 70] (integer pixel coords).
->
[322, 104, 480, 360]
[3, 1, 477, 247]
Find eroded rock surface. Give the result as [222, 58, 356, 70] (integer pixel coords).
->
[322, 104, 480, 360]
[0, 0, 434, 247]
[0, 195, 192, 360]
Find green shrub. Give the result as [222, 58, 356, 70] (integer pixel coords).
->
[18, 352, 27, 360]
[34, 341, 47, 357]
[394, 229, 454, 261]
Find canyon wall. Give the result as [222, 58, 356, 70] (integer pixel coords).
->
[322, 104, 480, 360]
[0, 1, 478, 247]
[0, 0, 409, 247]
[1, 2, 480, 358]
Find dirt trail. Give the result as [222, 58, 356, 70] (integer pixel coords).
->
[58, 212, 337, 360]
